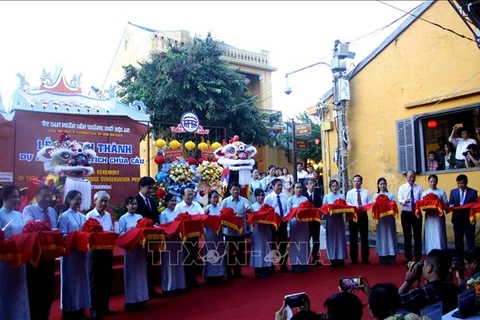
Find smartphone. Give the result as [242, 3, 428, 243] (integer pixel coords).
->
[339, 277, 363, 292]
[284, 292, 310, 310]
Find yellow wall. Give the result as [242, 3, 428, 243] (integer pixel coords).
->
[322, 1, 480, 238]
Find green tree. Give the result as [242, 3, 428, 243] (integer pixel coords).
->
[278, 112, 322, 162]
[117, 33, 272, 146]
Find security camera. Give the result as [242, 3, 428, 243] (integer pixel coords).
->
[284, 86, 292, 95]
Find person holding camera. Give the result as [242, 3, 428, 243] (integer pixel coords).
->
[457, 248, 480, 292]
[448, 125, 477, 169]
[464, 143, 480, 168]
[398, 249, 459, 315]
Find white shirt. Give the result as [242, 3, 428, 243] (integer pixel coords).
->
[23, 204, 58, 229]
[346, 188, 371, 207]
[297, 170, 309, 179]
[174, 200, 204, 215]
[449, 137, 477, 160]
[397, 182, 424, 211]
[264, 192, 288, 217]
[86, 208, 114, 231]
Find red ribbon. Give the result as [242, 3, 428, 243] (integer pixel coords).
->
[320, 198, 359, 222]
[136, 218, 155, 228]
[369, 195, 398, 222]
[160, 212, 205, 242]
[66, 231, 118, 252]
[219, 207, 244, 233]
[82, 218, 104, 233]
[0, 239, 21, 268]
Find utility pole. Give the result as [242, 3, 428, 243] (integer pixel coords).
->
[292, 118, 298, 182]
[330, 40, 354, 195]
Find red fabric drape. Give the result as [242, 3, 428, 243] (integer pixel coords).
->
[368, 194, 399, 223]
[10, 231, 67, 267]
[0, 239, 21, 268]
[319, 198, 359, 222]
[414, 193, 451, 219]
[160, 213, 205, 242]
[116, 228, 166, 253]
[65, 231, 118, 252]
[247, 204, 285, 230]
[219, 207, 244, 234]
[283, 200, 322, 223]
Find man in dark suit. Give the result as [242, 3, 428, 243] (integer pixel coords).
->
[449, 174, 478, 260]
[303, 178, 323, 265]
[135, 176, 162, 298]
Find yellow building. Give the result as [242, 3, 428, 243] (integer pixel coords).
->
[102, 22, 290, 176]
[318, 1, 480, 239]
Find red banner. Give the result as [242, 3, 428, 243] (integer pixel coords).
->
[164, 149, 184, 160]
[3, 110, 148, 206]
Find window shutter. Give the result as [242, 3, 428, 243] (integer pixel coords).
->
[396, 118, 416, 173]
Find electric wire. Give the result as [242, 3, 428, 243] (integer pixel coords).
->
[376, 0, 477, 43]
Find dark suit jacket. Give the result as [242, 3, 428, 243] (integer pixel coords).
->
[449, 187, 478, 224]
[135, 193, 160, 224]
[303, 190, 322, 208]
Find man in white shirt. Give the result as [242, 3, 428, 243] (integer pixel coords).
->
[85, 191, 117, 319]
[221, 183, 250, 279]
[297, 163, 309, 179]
[346, 175, 371, 265]
[449, 124, 477, 169]
[175, 187, 204, 288]
[264, 178, 290, 272]
[397, 169, 424, 263]
[23, 185, 58, 320]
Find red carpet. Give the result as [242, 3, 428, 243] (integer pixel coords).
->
[49, 248, 410, 320]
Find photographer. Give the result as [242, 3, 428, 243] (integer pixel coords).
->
[463, 143, 480, 168]
[398, 249, 459, 315]
[458, 248, 480, 292]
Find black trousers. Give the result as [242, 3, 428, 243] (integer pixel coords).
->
[273, 222, 289, 267]
[308, 221, 320, 263]
[183, 238, 200, 287]
[225, 235, 247, 275]
[26, 256, 56, 320]
[453, 222, 476, 260]
[401, 210, 423, 261]
[348, 212, 370, 263]
[89, 249, 114, 315]
[145, 247, 160, 294]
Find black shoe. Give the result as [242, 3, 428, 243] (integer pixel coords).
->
[362, 260, 371, 265]
[350, 261, 358, 265]
[280, 266, 291, 273]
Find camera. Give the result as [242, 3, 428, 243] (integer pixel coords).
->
[451, 259, 464, 271]
[407, 260, 424, 271]
[338, 277, 363, 292]
[284, 292, 310, 310]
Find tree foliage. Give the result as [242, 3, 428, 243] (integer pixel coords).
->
[278, 112, 322, 162]
[117, 33, 272, 146]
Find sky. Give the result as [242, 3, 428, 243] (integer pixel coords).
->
[0, 1, 424, 119]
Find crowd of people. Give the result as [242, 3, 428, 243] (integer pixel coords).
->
[0, 161, 479, 320]
[427, 125, 480, 170]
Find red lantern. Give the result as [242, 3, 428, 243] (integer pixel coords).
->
[154, 155, 165, 165]
[427, 120, 437, 129]
[198, 157, 207, 165]
[155, 189, 166, 199]
[186, 156, 197, 165]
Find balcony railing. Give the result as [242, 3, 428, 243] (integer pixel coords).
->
[259, 108, 284, 130]
[221, 45, 270, 66]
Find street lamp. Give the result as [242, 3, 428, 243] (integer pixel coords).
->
[284, 40, 355, 194]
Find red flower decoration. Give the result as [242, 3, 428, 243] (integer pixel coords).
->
[186, 156, 197, 165]
[220, 207, 236, 216]
[136, 218, 154, 228]
[375, 194, 391, 202]
[333, 198, 347, 205]
[198, 157, 207, 165]
[174, 212, 192, 222]
[258, 204, 275, 213]
[23, 220, 51, 233]
[82, 218, 104, 233]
